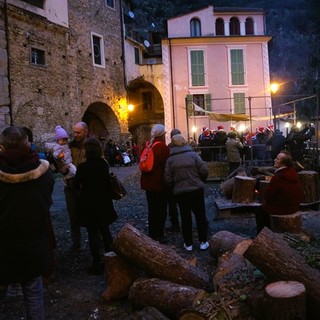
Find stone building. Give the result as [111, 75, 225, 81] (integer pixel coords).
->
[1, 0, 129, 144]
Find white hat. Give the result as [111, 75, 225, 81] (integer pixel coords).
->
[151, 124, 166, 137]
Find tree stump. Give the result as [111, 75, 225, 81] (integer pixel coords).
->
[101, 251, 140, 301]
[112, 223, 211, 290]
[220, 170, 247, 199]
[232, 176, 257, 203]
[263, 280, 306, 320]
[129, 278, 206, 319]
[209, 230, 247, 259]
[243, 227, 320, 319]
[133, 306, 171, 320]
[270, 212, 302, 234]
[298, 170, 320, 203]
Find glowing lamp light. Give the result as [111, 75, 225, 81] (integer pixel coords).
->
[270, 83, 279, 94]
[238, 124, 246, 133]
[192, 126, 197, 133]
[297, 122, 302, 129]
[128, 104, 134, 112]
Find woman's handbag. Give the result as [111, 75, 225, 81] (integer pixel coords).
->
[109, 172, 127, 200]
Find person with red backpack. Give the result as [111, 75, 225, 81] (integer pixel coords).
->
[140, 124, 170, 243]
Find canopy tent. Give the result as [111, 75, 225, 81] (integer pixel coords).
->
[192, 103, 251, 122]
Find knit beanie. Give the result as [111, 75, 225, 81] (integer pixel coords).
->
[170, 128, 181, 138]
[54, 125, 69, 141]
[151, 124, 166, 138]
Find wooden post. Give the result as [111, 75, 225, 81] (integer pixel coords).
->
[298, 170, 320, 203]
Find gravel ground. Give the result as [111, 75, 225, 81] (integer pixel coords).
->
[1, 166, 320, 319]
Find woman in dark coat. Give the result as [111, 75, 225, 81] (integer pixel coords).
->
[73, 137, 117, 274]
[0, 126, 55, 319]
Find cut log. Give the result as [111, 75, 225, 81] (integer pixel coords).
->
[232, 176, 257, 203]
[129, 278, 206, 319]
[243, 227, 320, 319]
[263, 280, 306, 320]
[209, 230, 247, 259]
[233, 239, 253, 256]
[112, 223, 211, 290]
[101, 251, 140, 301]
[133, 306, 171, 320]
[220, 170, 247, 199]
[298, 170, 320, 203]
[270, 212, 302, 234]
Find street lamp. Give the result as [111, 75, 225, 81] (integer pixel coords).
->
[128, 104, 134, 112]
[192, 126, 197, 141]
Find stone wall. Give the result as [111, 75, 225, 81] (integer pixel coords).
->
[6, 0, 127, 143]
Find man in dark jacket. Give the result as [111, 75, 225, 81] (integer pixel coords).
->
[0, 126, 55, 319]
[266, 129, 286, 161]
[255, 150, 301, 234]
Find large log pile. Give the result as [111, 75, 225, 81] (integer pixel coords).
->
[100, 223, 320, 320]
[112, 223, 211, 290]
[244, 227, 320, 319]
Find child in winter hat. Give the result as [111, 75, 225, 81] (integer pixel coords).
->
[46, 125, 76, 180]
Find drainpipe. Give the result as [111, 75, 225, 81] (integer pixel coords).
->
[169, 38, 175, 128]
[4, 0, 13, 125]
[119, 0, 128, 91]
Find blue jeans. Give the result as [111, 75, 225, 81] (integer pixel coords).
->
[21, 276, 45, 320]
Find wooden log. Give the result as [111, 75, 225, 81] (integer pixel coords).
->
[233, 239, 253, 256]
[298, 170, 320, 203]
[263, 280, 306, 320]
[251, 166, 276, 177]
[101, 251, 140, 301]
[129, 278, 206, 319]
[270, 212, 302, 234]
[209, 230, 247, 259]
[133, 306, 171, 320]
[243, 227, 320, 319]
[220, 170, 247, 199]
[232, 176, 257, 203]
[112, 223, 211, 290]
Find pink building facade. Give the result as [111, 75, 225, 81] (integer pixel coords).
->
[162, 5, 273, 140]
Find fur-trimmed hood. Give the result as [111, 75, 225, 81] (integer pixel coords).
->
[0, 159, 50, 184]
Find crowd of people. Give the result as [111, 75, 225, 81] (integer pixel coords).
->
[196, 123, 315, 171]
[0, 120, 316, 319]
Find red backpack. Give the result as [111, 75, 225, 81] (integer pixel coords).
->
[139, 141, 161, 173]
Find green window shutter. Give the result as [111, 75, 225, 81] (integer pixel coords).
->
[205, 94, 211, 111]
[191, 50, 205, 86]
[231, 49, 244, 85]
[233, 93, 245, 113]
[186, 94, 194, 116]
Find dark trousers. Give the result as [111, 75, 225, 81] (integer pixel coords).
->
[64, 186, 81, 248]
[176, 188, 208, 246]
[87, 225, 113, 267]
[146, 190, 167, 241]
[255, 206, 271, 235]
[167, 191, 179, 226]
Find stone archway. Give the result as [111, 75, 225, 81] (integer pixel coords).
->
[127, 78, 164, 147]
[83, 102, 130, 144]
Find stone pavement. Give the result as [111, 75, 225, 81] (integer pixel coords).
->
[50, 164, 139, 213]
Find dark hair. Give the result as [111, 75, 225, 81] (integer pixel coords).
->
[21, 127, 34, 143]
[278, 150, 294, 167]
[83, 137, 103, 158]
[0, 126, 29, 150]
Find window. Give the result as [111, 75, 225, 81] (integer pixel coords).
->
[245, 18, 254, 35]
[186, 94, 211, 116]
[91, 33, 105, 67]
[31, 47, 45, 65]
[230, 17, 240, 35]
[190, 50, 205, 86]
[105, 0, 115, 9]
[21, 0, 44, 8]
[215, 18, 224, 36]
[233, 93, 246, 113]
[230, 49, 244, 85]
[190, 18, 201, 37]
[134, 47, 140, 64]
[142, 92, 152, 110]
